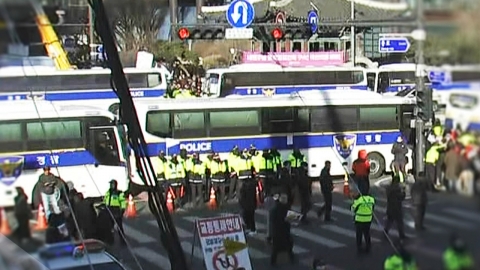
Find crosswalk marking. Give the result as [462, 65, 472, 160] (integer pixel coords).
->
[133, 246, 170, 270]
[247, 222, 309, 254]
[321, 224, 381, 243]
[124, 224, 157, 243]
[148, 220, 194, 238]
[443, 208, 480, 223]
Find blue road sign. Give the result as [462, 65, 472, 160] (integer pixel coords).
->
[378, 37, 411, 53]
[97, 45, 104, 54]
[307, 10, 318, 33]
[226, 0, 255, 28]
[428, 70, 446, 83]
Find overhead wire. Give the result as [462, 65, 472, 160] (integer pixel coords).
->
[87, 0, 188, 268]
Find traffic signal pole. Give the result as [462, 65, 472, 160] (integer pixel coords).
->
[414, 0, 428, 179]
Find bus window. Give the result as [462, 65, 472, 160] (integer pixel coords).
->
[451, 71, 480, 82]
[208, 74, 220, 96]
[449, 94, 478, 109]
[127, 73, 148, 88]
[173, 112, 206, 138]
[26, 120, 83, 151]
[87, 127, 121, 167]
[378, 72, 389, 93]
[261, 107, 295, 133]
[296, 108, 310, 132]
[359, 106, 397, 130]
[310, 107, 358, 132]
[147, 73, 162, 87]
[64, 75, 97, 90]
[388, 71, 415, 85]
[209, 110, 259, 137]
[0, 122, 23, 153]
[400, 105, 415, 142]
[145, 111, 171, 137]
[366, 72, 376, 91]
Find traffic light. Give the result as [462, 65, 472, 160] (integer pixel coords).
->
[416, 87, 433, 122]
[176, 26, 224, 40]
[268, 24, 313, 41]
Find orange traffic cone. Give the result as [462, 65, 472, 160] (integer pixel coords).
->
[208, 187, 217, 210]
[343, 173, 350, 197]
[0, 208, 11, 235]
[124, 195, 137, 218]
[35, 204, 48, 231]
[166, 192, 174, 213]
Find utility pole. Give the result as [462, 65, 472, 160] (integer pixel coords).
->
[414, 0, 427, 179]
[350, 0, 355, 65]
[88, 4, 95, 55]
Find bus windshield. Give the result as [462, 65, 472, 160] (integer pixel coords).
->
[205, 73, 220, 96]
[451, 71, 480, 82]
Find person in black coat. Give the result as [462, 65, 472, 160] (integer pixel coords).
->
[278, 161, 294, 208]
[95, 205, 115, 245]
[410, 180, 428, 231]
[384, 174, 406, 239]
[317, 161, 333, 221]
[45, 213, 70, 244]
[72, 193, 98, 239]
[239, 178, 257, 234]
[13, 187, 32, 243]
[270, 193, 296, 266]
[297, 162, 311, 223]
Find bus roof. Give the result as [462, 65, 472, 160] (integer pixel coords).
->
[138, 90, 415, 111]
[207, 65, 365, 74]
[378, 63, 417, 71]
[0, 101, 113, 120]
[0, 67, 167, 77]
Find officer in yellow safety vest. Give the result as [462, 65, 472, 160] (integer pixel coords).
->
[458, 132, 475, 147]
[425, 142, 445, 189]
[270, 147, 282, 178]
[384, 241, 417, 270]
[203, 151, 214, 202]
[432, 119, 444, 138]
[155, 151, 168, 182]
[186, 153, 205, 207]
[288, 148, 307, 179]
[443, 234, 475, 270]
[210, 153, 227, 205]
[351, 186, 375, 254]
[166, 154, 186, 207]
[228, 146, 241, 201]
[103, 179, 127, 245]
[236, 148, 254, 181]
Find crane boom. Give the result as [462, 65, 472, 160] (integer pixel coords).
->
[29, 0, 71, 70]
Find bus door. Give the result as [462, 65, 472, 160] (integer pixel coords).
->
[87, 126, 123, 167]
[366, 71, 377, 92]
[378, 71, 390, 93]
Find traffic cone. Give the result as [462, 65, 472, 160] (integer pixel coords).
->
[208, 187, 217, 210]
[343, 173, 350, 197]
[124, 195, 137, 218]
[0, 208, 11, 235]
[35, 204, 48, 231]
[166, 192, 174, 213]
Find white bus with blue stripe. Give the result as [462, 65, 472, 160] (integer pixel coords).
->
[0, 101, 130, 208]
[368, 63, 430, 93]
[135, 90, 416, 179]
[431, 65, 480, 91]
[445, 90, 480, 132]
[203, 64, 368, 97]
[0, 67, 168, 113]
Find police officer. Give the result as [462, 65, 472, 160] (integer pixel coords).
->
[352, 149, 371, 194]
[391, 136, 408, 183]
[443, 234, 475, 270]
[288, 148, 306, 180]
[270, 147, 282, 178]
[384, 241, 417, 270]
[155, 151, 168, 183]
[210, 153, 227, 205]
[228, 146, 241, 200]
[251, 148, 266, 202]
[237, 148, 253, 183]
[351, 186, 375, 254]
[187, 153, 205, 207]
[297, 161, 311, 223]
[263, 149, 276, 196]
[384, 174, 407, 240]
[318, 161, 333, 221]
[425, 142, 445, 190]
[166, 154, 186, 207]
[103, 179, 127, 245]
[410, 180, 427, 231]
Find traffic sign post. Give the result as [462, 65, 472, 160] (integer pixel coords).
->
[428, 70, 446, 83]
[226, 0, 255, 28]
[307, 10, 318, 33]
[378, 37, 411, 53]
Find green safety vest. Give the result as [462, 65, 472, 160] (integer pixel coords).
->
[236, 157, 252, 173]
[251, 154, 265, 172]
[166, 161, 186, 180]
[210, 160, 225, 175]
[443, 248, 474, 270]
[272, 154, 282, 168]
[425, 145, 442, 164]
[459, 133, 475, 147]
[265, 157, 276, 171]
[351, 195, 375, 222]
[288, 153, 306, 168]
[433, 125, 444, 137]
[187, 160, 205, 175]
[103, 190, 126, 209]
[384, 255, 417, 270]
[156, 157, 168, 176]
[227, 153, 239, 173]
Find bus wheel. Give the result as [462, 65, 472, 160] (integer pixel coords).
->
[367, 152, 385, 179]
[108, 103, 120, 116]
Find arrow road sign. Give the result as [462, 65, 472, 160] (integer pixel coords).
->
[307, 10, 318, 33]
[226, 0, 255, 28]
[428, 70, 446, 83]
[378, 37, 411, 53]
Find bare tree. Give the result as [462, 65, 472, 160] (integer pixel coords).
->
[104, 0, 168, 51]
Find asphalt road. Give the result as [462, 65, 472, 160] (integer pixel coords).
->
[103, 178, 480, 270]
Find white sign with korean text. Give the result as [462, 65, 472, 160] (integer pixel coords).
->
[196, 215, 252, 270]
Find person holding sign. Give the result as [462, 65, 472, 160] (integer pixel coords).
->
[270, 193, 296, 266]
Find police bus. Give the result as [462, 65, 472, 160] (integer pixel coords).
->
[445, 90, 480, 132]
[202, 64, 368, 97]
[431, 65, 480, 91]
[368, 63, 428, 93]
[0, 67, 169, 113]
[0, 101, 131, 208]
[135, 90, 416, 178]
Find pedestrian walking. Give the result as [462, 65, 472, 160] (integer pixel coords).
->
[410, 180, 427, 231]
[270, 193, 296, 266]
[351, 185, 375, 254]
[384, 174, 407, 240]
[352, 150, 370, 194]
[13, 187, 31, 243]
[317, 161, 333, 221]
[239, 178, 257, 235]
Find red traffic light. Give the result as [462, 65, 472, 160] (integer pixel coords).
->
[178, 28, 190, 40]
[272, 28, 283, 39]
